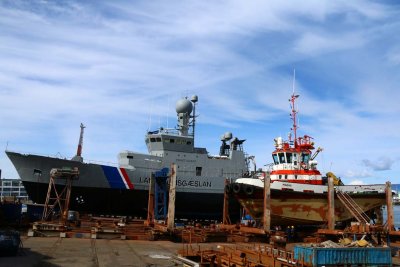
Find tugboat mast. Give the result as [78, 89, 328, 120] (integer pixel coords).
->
[290, 70, 299, 147]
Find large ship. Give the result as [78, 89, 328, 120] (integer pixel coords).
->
[228, 92, 387, 226]
[6, 96, 249, 220]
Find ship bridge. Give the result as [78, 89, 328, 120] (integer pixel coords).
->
[145, 131, 195, 154]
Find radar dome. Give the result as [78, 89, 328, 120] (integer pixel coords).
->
[191, 95, 198, 103]
[224, 132, 232, 140]
[176, 98, 193, 114]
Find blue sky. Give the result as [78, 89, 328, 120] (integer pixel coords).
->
[0, 0, 399, 185]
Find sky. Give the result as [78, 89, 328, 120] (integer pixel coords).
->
[0, 0, 399, 185]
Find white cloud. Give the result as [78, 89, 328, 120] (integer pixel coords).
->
[345, 169, 373, 179]
[362, 157, 395, 171]
[348, 179, 365, 185]
[294, 32, 365, 55]
[0, 0, 399, 186]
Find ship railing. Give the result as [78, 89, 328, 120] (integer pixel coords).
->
[84, 159, 119, 167]
[8, 149, 71, 160]
[337, 184, 386, 193]
[8, 149, 120, 167]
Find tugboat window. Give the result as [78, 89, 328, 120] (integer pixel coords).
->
[301, 153, 310, 163]
[170, 139, 175, 143]
[278, 153, 286, 163]
[286, 153, 293, 163]
[156, 137, 161, 142]
[196, 167, 202, 176]
[150, 138, 156, 142]
[272, 154, 279, 164]
[127, 155, 133, 159]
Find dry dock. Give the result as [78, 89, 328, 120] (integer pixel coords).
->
[0, 236, 185, 267]
[1, 236, 399, 267]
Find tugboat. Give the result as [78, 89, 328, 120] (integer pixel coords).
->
[228, 91, 387, 226]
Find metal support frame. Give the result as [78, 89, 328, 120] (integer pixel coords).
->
[154, 168, 169, 220]
[42, 167, 79, 224]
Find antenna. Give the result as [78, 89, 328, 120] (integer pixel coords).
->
[191, 95, 198, 141]
[147, 100, 153, 132]
[292, 69, 296, 94]
[289, 69, 299, 145]
[166, 94, 170, 129]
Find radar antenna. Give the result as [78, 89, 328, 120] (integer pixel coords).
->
[190, 95, 198, 143]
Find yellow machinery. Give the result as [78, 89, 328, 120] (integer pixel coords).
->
[326, 171, 344, 186]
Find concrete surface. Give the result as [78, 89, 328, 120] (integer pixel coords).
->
[1, 236, 399, 267]
[0, 237, 185, 267]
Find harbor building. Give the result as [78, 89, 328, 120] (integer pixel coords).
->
[0, 177, 29, 202]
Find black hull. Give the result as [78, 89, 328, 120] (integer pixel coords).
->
[23, 181, 241, 221]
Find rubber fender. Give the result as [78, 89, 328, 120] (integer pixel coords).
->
[232, 183, 241, 193]
[244, 185, 254, 196]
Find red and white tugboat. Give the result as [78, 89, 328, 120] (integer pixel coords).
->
[228, 92, 387, 226]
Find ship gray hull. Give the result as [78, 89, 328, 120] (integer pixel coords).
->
[6, 151, 241, 220]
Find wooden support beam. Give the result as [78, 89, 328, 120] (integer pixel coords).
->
[263, 172, 271, 233]
[327, 176, 335, 230]
[146, 173, 155, 226]
[223, 178, 231, 225]
[167, 163, 177, 232]
[386, 181, 394, 231]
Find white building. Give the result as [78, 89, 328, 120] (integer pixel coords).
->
[0, 178, 29, 201]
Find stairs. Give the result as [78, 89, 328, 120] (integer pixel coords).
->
[336, 189, 370, 224]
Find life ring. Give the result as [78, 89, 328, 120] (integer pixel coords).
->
[244, 185, 254, 196]
[301, 162, 307, 169]
[232, 183, 241, 193]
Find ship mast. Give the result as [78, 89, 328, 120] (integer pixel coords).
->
[72, 123, 85, 162]
[76, 123, 85, 157]
[290, 70, 299, 147]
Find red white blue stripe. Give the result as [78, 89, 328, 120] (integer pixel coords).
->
[101, 165, 134, 190]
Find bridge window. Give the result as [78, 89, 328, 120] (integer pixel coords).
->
[196, 167, 202, 176]
[272, 154, 279, 164]
[301, 153, 310, 163]
[127, 155, 133, 159]
[286, 153, 293, 163]
[278, 153, 286, 163]
[170, 139, 175, 143]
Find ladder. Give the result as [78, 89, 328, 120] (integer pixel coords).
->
[336, 189, 370, 224]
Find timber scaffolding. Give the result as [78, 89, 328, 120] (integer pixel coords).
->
[28, 167, 398, 242]
[25, 166, 400, 266]
[177, 243, 297, 267]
